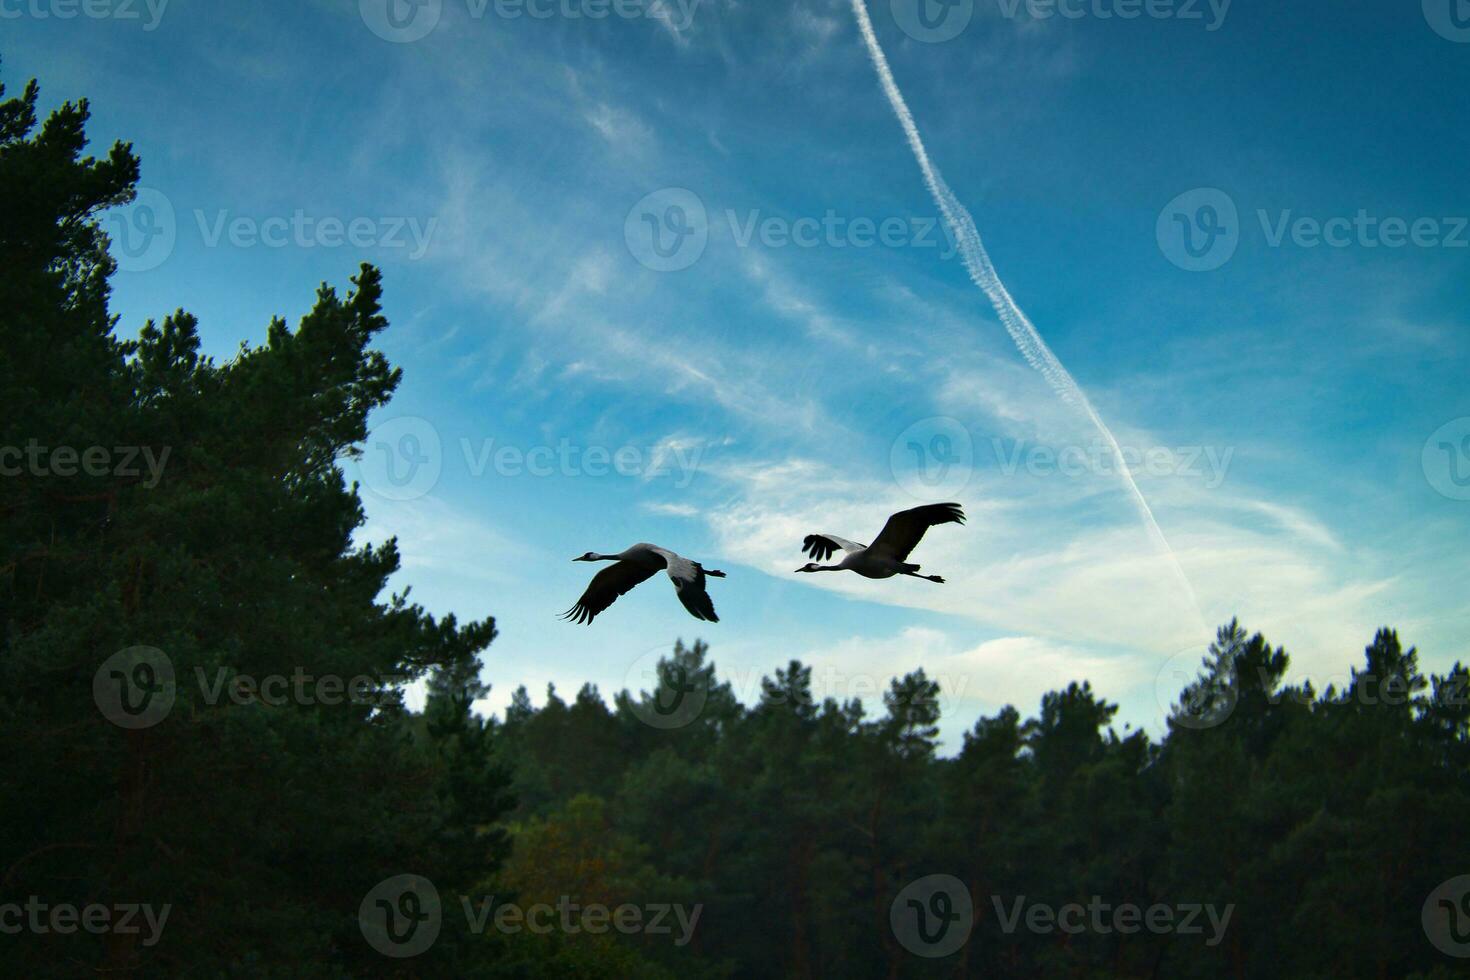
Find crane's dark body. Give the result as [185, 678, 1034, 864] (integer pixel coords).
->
[797, 503, 964, 582]
[564, 543, 725, 624]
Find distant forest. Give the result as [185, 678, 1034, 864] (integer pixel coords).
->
[4, 66, 1468, 978]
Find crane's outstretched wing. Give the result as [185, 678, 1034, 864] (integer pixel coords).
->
[801, 534, 866, 563]
[562, 561, 660, 624]
[868, 503, 965, 562]
[661, 553, 721, 623]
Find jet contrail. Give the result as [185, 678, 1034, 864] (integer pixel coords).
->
[849, 0, 1202, 624]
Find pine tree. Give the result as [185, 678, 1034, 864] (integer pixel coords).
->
[1, 66, 511, 976]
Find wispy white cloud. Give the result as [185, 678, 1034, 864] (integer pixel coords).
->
[764, 625, 1147, 746]
[791, 6, 841, 60]
[644, 501, 701, 517]
[354, 493, 532, 597]
[742, 253, 867, 349]
[584, 103, 656, 154]
[646, 0, 698, 46]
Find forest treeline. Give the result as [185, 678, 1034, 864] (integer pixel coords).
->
[3, 65, 1469, 978]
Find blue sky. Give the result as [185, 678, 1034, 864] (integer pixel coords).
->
[10, 0, 1468, 745]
